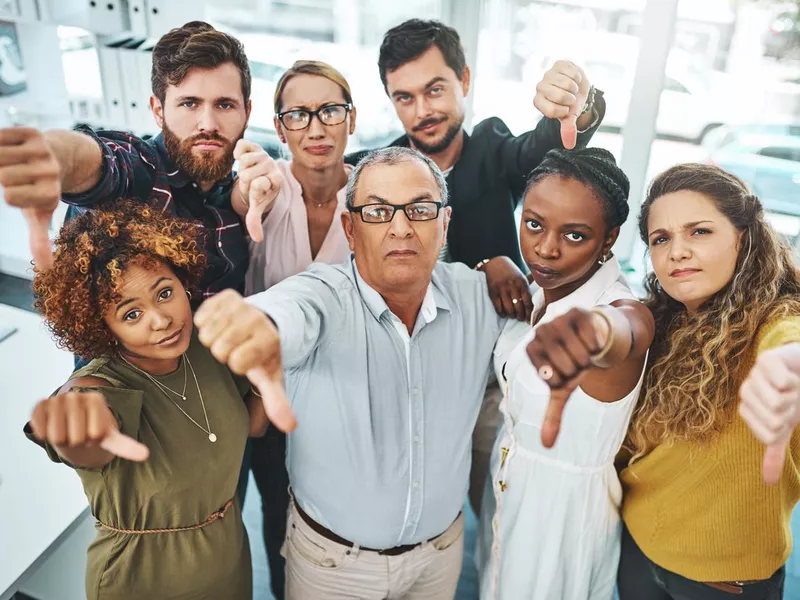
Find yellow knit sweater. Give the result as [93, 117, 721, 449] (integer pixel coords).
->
[620, 316, 800, 582]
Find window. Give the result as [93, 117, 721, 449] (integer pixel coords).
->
[472, 0, 644, 142]
[758, 145, 800, 163]
[205, 0, 444, 150]
[640, 0, 800, 262]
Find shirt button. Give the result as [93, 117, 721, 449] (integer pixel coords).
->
[411, 388, 419, 395]
[192, 182, 198, 188]
[413, 481, 420, 488]
[414, 436, 420, 443]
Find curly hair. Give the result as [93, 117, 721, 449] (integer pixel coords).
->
[525, 147, 631, 230]
[623, 163, 800, 462]
[33, 200, 206, 360]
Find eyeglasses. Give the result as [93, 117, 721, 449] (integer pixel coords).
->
[348, 201, 444, 224]
[277, 103, 352, 131]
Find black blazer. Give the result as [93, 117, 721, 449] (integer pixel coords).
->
[345, 93, 605, 270]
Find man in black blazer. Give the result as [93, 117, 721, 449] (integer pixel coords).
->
[347, 18, 604, 319]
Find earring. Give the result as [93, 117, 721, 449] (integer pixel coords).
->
[186, 290, 192, 299]
[597, 254, 608, 265]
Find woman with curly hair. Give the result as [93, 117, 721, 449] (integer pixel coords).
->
[477, 148, 655, 600]
[23, 200, 278, 600]
[617, 164, 800, 599]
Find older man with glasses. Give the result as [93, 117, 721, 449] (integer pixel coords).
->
[196, 146, 507, 599]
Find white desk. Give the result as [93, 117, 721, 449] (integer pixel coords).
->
[0, 303, 91, 600]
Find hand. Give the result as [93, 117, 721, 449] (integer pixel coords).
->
[482, 256, 533, 322]
[533, 60, 592, 150]
[29, 391, 149, 462]
[525, 307, 610, 447]
[0, 127, 62, 269]
[739, 347, 800, 485]
[194, 289, 297, 433]
[233, 140, 284, 242]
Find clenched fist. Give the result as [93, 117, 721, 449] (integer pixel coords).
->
[0, 127, 61, 269]
[739, 344, 800, 485]
[194, 289, 297, 432]
[533, 60, 594, 150]
[29, 391, 149, 464]
[233, 140, 284, 242]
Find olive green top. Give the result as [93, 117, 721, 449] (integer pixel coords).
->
[26, 332, 253, 600]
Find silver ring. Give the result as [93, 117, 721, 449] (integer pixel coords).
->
[512, 298, 519, 305]
[538, 365, 554, 381]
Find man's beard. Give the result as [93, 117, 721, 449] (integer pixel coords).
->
[162, 123, 241, 184]
[408, 115, 463, 155]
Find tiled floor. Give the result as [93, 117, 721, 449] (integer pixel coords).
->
[3, 270, 800, 600]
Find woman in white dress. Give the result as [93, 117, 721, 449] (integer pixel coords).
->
[477, 147, 655, 600]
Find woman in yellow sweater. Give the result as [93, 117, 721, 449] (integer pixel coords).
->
[617, 163, 800, 599]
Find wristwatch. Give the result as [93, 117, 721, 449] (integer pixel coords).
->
[578, 86, 601, 133]
[581, 85, 597, 116]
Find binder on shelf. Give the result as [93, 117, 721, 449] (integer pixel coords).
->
[136, 41, 155, 135]
[145, 0, 204, 38]
[116, 39, 148, 135]
[97, 43, 127, 129]
[46, 0, 131, 35]
[127, 0, 148, 37]
[16, 0, 39, 22]
[0, 1, 22, 20]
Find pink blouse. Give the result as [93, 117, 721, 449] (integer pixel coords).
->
[245, 159, 353, 295]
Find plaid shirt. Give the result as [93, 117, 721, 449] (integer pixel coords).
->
[63, 127, 249, 304]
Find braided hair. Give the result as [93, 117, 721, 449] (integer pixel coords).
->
[525, 147, 631, 230]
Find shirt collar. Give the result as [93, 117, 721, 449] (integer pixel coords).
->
[351, 255, 446, 324]
[531, 255, 625, 321]
[152, 132, 234, 190]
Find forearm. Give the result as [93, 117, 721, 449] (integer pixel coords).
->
[592, 302, 653, 369]
[43, 130, 104, 194]
[246, 275, 331, 367]
[575, 107, 596, 132]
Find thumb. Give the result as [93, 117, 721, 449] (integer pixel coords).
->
[541, 373, 585, 448]
[247, 365, 297, 433]
[541, 383, 572, 448]
[559, 114, 578, 150]
[245, 191, 270, 243]
[763, 439, 789, 485]
[246, 207, 264, 242]
[22, 207, 54, 270]
[99, 429, 150, 462]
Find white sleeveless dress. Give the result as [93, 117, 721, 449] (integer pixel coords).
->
[477, 257, 647, 600]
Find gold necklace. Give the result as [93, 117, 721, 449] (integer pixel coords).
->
[120, 354, 217, 443]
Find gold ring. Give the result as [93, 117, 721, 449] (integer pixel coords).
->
[538, 365, 554, 381]
[512, 298, 519, 305]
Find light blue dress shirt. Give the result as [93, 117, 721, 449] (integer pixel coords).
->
[247, 257, 505, 548]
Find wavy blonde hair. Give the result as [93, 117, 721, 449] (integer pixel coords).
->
[623, 164, 800, 462]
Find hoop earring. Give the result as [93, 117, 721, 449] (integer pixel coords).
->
[186, 290, 192, 299]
